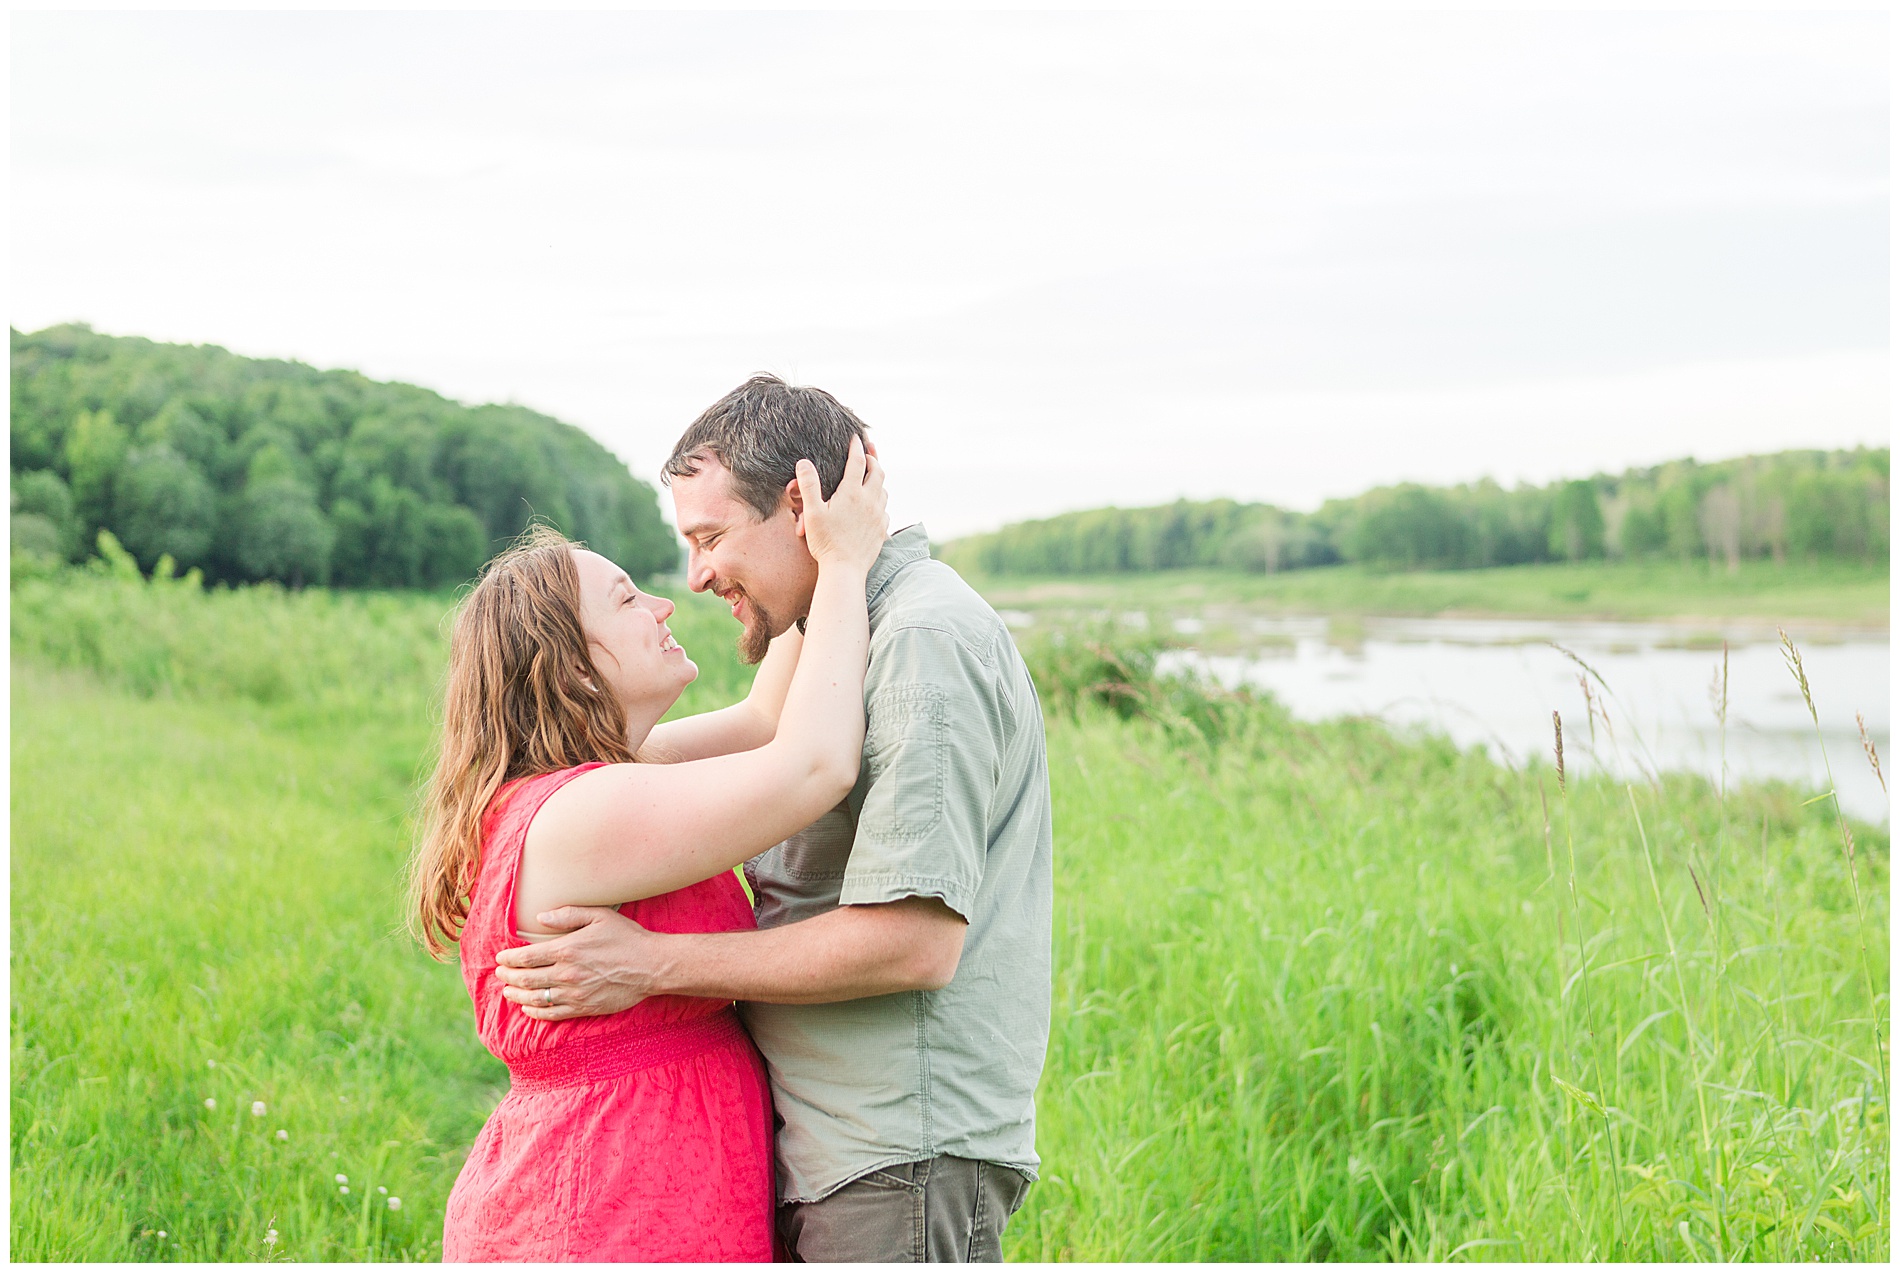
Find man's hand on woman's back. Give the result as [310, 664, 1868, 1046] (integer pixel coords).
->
[496, 906, 665, 1021]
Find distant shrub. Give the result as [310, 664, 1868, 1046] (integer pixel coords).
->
[10, 548, 751, 723]
[10, 532, 449, 710]
[10, 514, 66, 565]
[1017, 622, 1268, 746]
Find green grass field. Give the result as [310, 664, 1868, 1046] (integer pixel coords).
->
[959, 559, 1891, 630]
[10, 559, 1889, 1260]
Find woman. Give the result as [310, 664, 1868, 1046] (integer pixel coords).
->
[409, 440, 887, 1262]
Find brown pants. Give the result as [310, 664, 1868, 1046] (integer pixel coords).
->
[777, 1156, 1032, 1263]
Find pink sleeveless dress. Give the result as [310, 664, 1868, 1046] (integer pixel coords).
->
[442, 764, 777, 1262]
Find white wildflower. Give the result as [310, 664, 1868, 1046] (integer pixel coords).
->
[339, 1185, 350, 1196]
[276, 1129, 289, 1141]
[204, 1097, 216, 1110]
[335, 1173, 348, 1184]
[206, 1059, 217, 1068]
[387, 1197, 402, 1212]
[251, 1101, 267, 1117]
[377, 1186, 387, 1195]
[264, 1229, 278, 1247]
[157, 1231, 167, 1239]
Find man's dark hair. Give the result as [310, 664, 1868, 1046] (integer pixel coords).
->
[662, 374, 871, 521]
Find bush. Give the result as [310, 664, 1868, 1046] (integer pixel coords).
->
[10, 535, 445, 709]
[7, 555, 747, 722]
[1017, 622, 1265, 746]
[10, 513, 66, 564]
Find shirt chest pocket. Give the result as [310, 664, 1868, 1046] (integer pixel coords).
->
[859, 685, 948, 844]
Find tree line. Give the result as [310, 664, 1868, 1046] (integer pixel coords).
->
[10, 324, 679, 588]
[946, 448, 1890, 576]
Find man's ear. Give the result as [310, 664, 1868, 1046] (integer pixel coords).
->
[784, 479, 806, 539]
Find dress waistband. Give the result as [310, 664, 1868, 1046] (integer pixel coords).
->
[507, 1008, 747, 1094]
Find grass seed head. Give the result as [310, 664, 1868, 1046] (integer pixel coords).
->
[1777, 628, 1818, 725]
[1857, 712, 1885, 793]
[1552, 711, 1566, 793]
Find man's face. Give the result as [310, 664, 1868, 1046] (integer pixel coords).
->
[671, 454, 821, 664]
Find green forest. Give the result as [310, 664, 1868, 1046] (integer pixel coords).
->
[9, 325, 678, 588]
[947, 448, 1890, 577]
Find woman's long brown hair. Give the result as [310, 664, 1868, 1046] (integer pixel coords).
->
[408, 525, 638, 958]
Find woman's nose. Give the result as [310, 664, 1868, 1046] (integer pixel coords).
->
[644, 593, 675, 624]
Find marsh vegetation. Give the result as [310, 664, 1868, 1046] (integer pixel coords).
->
[10, 555, 1888, 1260]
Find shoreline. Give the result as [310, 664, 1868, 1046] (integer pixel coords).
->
[956, 561, 1892, 631]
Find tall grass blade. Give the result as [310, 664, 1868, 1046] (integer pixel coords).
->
[1777, 628, 1888, 1096]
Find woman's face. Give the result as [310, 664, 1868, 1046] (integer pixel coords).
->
[571, 549, 697, 721]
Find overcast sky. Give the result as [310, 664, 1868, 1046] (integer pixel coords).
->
[11, 10, 1889, 538]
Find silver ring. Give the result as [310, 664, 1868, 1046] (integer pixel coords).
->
[542, 987, 553, 1006]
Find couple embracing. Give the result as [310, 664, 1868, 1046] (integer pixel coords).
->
[408, 376, 1053, 1262]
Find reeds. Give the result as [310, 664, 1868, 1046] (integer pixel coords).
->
[1550, 709, 1627, 1251]
[1780, 628, 1888, 1095]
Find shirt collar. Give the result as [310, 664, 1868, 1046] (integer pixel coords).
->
[866, 523, 930, 606]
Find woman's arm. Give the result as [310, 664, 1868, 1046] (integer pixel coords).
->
[641, 626, 802, 762]
[515, 441, 884, 925]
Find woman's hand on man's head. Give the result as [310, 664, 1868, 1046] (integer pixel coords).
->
[797, 435, 887, 573]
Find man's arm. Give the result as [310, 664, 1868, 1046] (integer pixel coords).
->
[492, 896, 967, 1020]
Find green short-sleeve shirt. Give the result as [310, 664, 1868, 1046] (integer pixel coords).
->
[739, 525, 1055, 1205]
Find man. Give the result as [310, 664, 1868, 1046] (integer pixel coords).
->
[494, 375, 1054, 1263]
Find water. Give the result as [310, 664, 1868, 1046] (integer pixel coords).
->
[1151, 617, 1889, 823]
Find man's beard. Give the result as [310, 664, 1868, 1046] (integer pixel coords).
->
[736, 592, 778, 665]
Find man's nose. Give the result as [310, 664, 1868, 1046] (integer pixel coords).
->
[685, 548, 714, 592]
